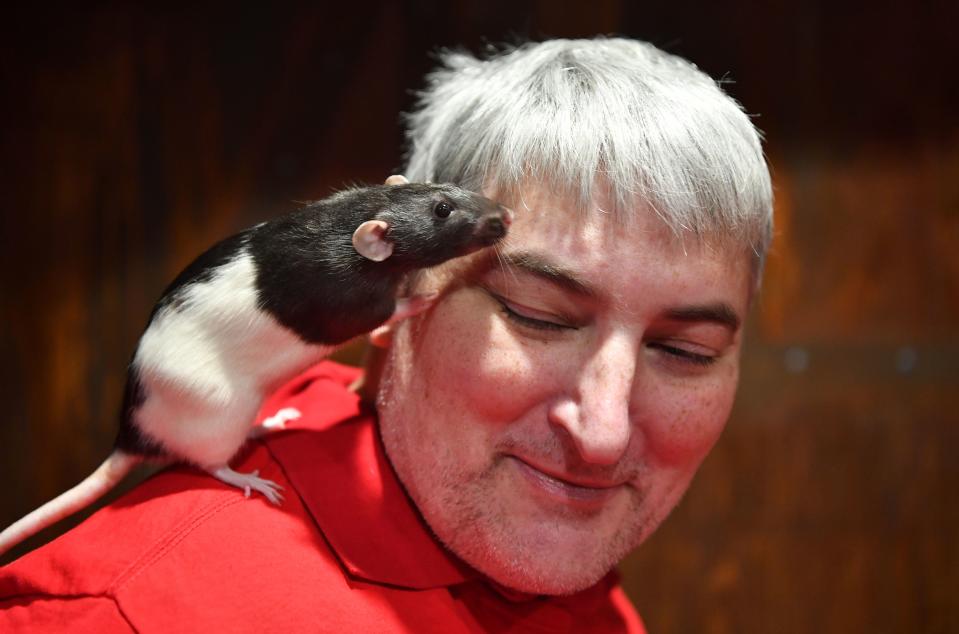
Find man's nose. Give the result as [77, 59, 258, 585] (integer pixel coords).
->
[548, 333, 636, 466]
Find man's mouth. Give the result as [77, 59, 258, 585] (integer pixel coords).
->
[507, 455, 626, 508]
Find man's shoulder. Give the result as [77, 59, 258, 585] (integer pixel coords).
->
[0, 440, 355, 630]
[1, 443, 319, 593]
[0, 360, 361, 594]
[0, 361, 408, 631]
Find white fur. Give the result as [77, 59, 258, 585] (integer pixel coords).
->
[134, 248, 331, 467]
[260, 407, 302, 430]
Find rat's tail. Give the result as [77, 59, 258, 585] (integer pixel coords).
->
[0, 450, 140, 557]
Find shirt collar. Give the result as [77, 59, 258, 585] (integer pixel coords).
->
[261, 362, 476, 590]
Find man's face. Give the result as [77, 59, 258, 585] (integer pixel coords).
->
[377, 185, 753, 594]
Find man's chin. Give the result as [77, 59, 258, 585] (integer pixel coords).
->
[476, 549, 616, 596]
[445, 518, 632, 596]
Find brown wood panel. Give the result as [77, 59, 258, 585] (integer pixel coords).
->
[1, 4, 956, 631]
[761, 147, 959, 343]
[624, 342, 959, 633]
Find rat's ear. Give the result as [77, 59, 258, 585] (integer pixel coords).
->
[384, 174, 409, 186]
[352, 220, 393, 261]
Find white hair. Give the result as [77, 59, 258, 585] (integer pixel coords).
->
[403, 37, 774, 277]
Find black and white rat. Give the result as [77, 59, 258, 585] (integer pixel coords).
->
[0, 175, 512, 555]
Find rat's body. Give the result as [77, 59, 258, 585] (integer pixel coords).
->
[0, 179, 511, 556]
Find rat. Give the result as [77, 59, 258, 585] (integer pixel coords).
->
[0, 175, 512, 556]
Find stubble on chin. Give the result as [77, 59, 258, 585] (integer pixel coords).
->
[421, 453, 657, 596]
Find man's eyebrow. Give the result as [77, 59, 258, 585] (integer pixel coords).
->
[663, 304, 742, 331]
[487, 251, 742, 330]
[497, 251, 598, 298]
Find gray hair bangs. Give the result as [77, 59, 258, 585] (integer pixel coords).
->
[402, 38, 774, 276]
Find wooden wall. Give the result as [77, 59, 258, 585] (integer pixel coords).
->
[2, 3, 956, 631]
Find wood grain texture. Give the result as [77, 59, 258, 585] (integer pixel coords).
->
[1, 3, 956, 631]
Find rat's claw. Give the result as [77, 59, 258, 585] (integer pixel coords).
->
[256, 479, 284, 505]
[210, 466, 285, 505]
[262, 486, 284, 506]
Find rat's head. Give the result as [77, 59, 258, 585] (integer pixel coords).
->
[351, 180, 511, 271]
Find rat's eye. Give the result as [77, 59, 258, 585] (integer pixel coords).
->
[433, 201, 454, 218]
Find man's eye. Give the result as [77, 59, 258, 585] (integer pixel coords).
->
[648, 342, 717, 367]
[491, 293, 575, 332]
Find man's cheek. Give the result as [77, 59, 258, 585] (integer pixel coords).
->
[641, 380, 737, 467]
[421, 291, 552, 424]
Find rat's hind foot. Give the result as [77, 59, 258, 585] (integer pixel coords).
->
[210, 466, 284, 505]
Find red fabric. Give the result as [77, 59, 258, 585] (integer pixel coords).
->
[0, 362, 645, 633]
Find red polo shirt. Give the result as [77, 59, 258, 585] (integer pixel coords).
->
[0, 362, 645, 633]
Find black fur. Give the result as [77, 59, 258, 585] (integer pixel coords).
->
[248, 183, 507, 344]
[151, 231, 252, 320]
[113, 182, 508, 452]
[114, 370, 166, 456]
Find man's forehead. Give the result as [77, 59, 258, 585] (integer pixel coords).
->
[511, 194, 752, 274]
[500, 185, 681, 249]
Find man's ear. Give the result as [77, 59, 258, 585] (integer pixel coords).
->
[352, 220, 393, 261]
[351, 332, 390, 404]
[385, 174, 409, 186]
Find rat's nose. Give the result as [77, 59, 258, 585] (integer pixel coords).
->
[475, 211, 510, 244]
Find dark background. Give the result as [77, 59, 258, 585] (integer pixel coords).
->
[2, 2, 957, 632]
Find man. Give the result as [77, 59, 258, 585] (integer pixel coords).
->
[0, 37, 772, 631]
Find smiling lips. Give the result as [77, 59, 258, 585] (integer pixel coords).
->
[509, 455, 626, 507]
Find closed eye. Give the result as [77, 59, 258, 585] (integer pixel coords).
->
[647, 342, 717, 367]
[489, 292, 577, 332]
